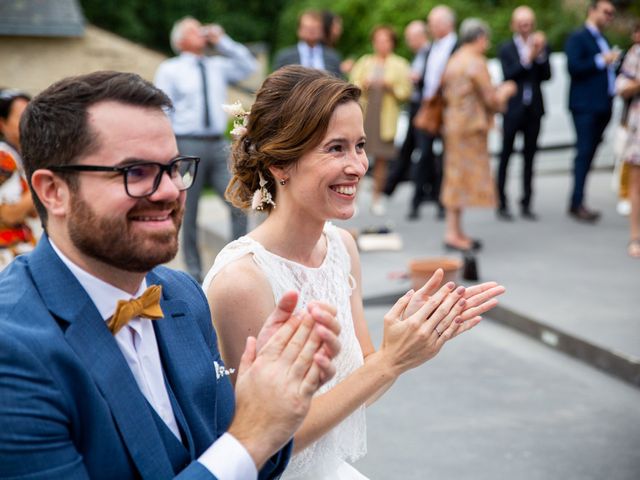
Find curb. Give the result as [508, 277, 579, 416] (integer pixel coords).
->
[363, 292, 640, 389]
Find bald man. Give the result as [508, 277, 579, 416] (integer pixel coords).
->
[384, 20, 430, 198]
[497, 6, 551, 221]
[409, 5, 458, 220]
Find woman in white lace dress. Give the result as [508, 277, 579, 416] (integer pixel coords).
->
[203, 66, 505, 479]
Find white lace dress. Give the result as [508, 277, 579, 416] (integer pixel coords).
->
[202, 223, 368, 479]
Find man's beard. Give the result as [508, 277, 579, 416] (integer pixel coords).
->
[67, 192, 183, 273]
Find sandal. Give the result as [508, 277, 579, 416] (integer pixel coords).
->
[628, 239, 640, 259]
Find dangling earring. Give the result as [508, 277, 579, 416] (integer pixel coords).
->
[251, 171, 276, 210]
[279, 178, 287, 186]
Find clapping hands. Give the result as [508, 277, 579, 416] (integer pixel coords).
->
[378, 269, 505, 377]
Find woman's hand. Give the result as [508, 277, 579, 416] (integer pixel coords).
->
[403, 269, 505, 324]
[379, 281, 470, 377]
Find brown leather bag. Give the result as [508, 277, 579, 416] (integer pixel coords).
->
[413, 89, 444, 135]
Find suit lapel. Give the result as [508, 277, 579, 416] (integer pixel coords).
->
[29, 238, 175, 479]
[149, 273, 219, 453]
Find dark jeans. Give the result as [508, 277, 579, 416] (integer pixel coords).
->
[177, 136, 247, 282]
[569, 109, 611, 210]
[497, 107, 542, 211]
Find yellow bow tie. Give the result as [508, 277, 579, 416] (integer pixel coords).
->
[107, 285, 164, 335]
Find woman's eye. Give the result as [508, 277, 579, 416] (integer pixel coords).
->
[328, 145, 343, 153]
[356, 142, 366, 151]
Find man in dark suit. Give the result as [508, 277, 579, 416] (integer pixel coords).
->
[384, 20, 430, 198]
[565, 0, 620, 222]
[497, 6, 551, 221]
[273, 10, 342, 77]
[0, 71, 340, 479]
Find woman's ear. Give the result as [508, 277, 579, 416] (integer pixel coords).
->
[267, 165, 288, 185]
[30, 169, 71, 219]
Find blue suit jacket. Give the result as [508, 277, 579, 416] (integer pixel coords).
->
[0, 237, 290, 479]
[565, 27, 613, 114]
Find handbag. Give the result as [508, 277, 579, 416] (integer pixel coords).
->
[413, 88, 444, 135]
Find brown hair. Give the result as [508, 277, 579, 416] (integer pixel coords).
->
[371, 25, 398, 49]
[226, 65, 361, 211]
[20, 71, 172, 225]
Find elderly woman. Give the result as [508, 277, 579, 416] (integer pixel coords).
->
[440, 19, 516, 251]
[350, 25, 411, 215]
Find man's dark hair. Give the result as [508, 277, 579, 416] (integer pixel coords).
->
[20, 71, 173, 224]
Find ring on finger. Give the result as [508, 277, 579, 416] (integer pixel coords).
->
[435, 326, 442, 337]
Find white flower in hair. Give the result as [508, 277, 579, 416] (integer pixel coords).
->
[252, 171, 276, 210]
[222, 100, 250, 139]
[230, 124, 248, 137]
[222, 100, 247, 117]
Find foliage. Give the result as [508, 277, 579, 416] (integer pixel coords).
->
[80, 0, 640, 60]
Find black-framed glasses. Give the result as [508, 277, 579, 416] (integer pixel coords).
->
[48, 155, 200, 198]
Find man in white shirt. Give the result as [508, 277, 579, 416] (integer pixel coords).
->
[273, 10, 342, 78]
[155, 17, 257, 283]
[409, 5, 457, 220]
[0, 71, 340, 480]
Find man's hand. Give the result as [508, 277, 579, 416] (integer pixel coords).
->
[228, 294, 341, 469]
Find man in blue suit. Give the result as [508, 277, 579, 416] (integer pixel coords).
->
[0, 71, 340, 479]
[565, 0, 620, 222]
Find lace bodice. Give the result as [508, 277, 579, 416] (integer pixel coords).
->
[202, 222, 367, 478]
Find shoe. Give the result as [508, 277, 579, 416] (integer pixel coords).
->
[568, 206, 600, 223]
[521, 208, 538, 221]
[617, 199, 631, 216]
[496, 208, 514, 221]
[444, 238, 481, 252]
[444, 241, 471, 252]
[371, 200, 386, 216]
[407, 206, 420, 221]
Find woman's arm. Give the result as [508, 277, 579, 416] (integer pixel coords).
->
[207, 234, 478, 455]
[0, 190, 35, 226]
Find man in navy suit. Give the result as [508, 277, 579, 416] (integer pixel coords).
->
[565, 0, 620, 222]
[497, 6, 551, 221]
[0, 71, 340, 479]
[273, 10, 343, 78]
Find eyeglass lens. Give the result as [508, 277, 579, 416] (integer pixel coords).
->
[126, 158, 196, 197]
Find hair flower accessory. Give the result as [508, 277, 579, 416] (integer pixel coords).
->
[222, 100, 250, 139]
[251, 171, 276, 210]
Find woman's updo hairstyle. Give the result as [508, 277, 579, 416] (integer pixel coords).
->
[226, 65, 361, 211]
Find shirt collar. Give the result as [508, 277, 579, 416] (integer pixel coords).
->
[585, 22, 601, 37]
[50, 240, 147, 322]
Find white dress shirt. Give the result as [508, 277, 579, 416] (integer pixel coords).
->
[49, 241, 257, 480]
[423, 32, 457, 100]
[586, 23, 616, 96]
[155, 35, 257, 136]
[297, 41, 326, 70]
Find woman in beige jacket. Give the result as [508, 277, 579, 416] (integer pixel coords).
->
[351, 25, 411, 215]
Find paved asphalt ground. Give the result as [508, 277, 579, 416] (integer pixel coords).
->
[168, 138, 640, 479]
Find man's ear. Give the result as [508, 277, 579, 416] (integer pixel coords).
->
[30, 169, 71, 219]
